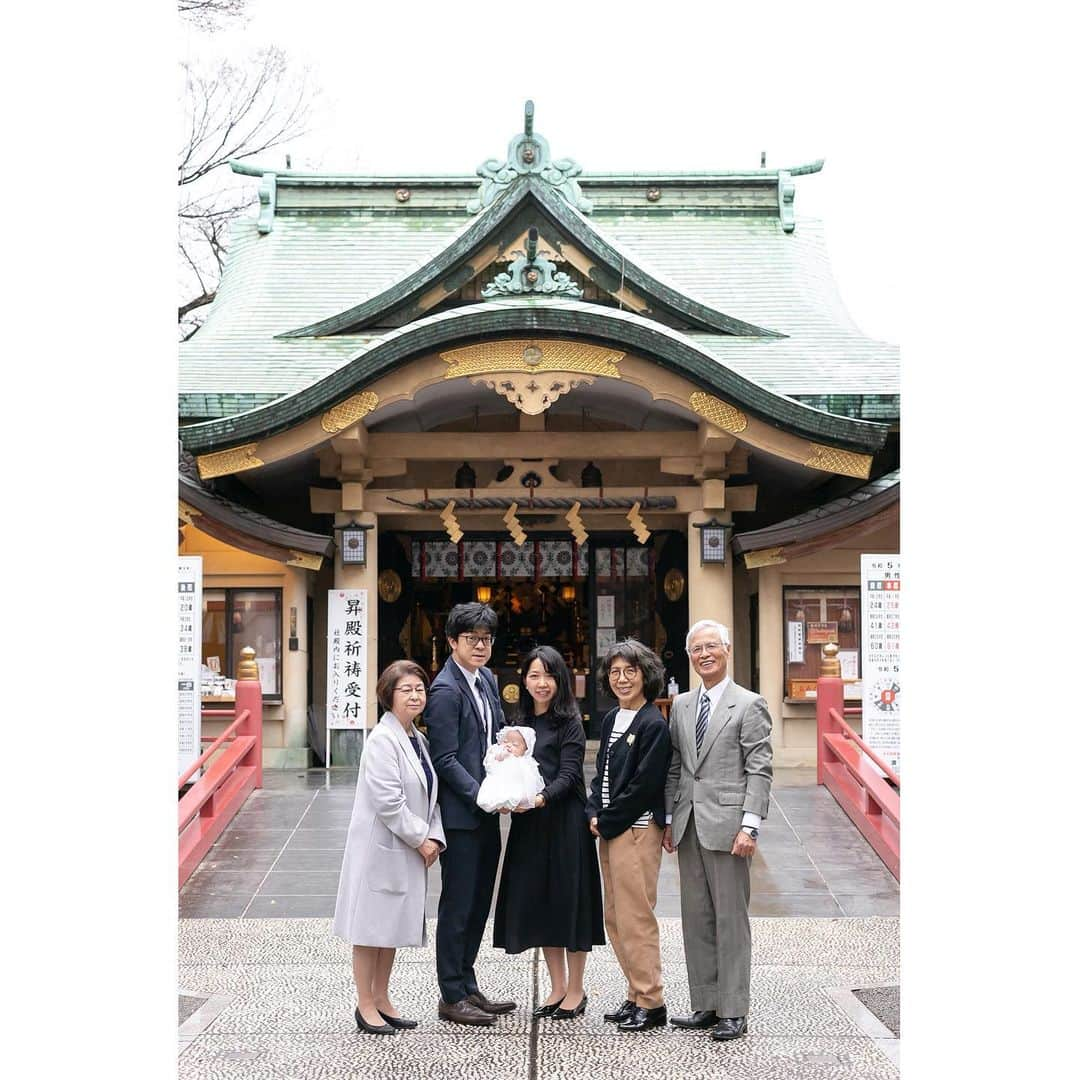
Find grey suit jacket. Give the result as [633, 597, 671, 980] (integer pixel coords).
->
[664, 681, 773, 851]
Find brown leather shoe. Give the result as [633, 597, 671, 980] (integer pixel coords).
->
[466, 991, 517, 1015]
[438, 998, 495, 1026]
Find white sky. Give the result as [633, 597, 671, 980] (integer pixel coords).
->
[181, 0, 904, 342]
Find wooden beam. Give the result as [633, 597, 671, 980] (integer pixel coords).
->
[365, 431, 699, 460]
[725, 484, 758, 512]
[310, 487, 342, 514]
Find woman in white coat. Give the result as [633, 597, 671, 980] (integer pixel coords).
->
[333, 660, 446, 1035]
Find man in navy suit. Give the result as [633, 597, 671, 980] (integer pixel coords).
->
[425, 602, 517, 1026]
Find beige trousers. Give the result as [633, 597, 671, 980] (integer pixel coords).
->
[597, 823, 665, 1009]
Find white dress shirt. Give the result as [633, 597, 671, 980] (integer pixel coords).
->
[452, 657, 492, 745]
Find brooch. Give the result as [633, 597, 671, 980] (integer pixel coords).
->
[626, 734, 636, 746]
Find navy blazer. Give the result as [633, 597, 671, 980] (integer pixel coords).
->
[425, 659, 506, 830]
[585, 702, 672, 839]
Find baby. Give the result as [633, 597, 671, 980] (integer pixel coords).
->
[476, 725, 545, 813]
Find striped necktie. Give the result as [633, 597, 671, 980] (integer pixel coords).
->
[696, 689, 711, 751]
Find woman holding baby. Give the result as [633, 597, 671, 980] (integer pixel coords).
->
[492, 645, 605, 1019]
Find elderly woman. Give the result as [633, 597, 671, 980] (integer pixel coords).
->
[586, 638, 673, 1033]
[333, 660, 445, 1035]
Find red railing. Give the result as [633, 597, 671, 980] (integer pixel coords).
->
[178, 670, 263, 888]
[816, 671, 900, 881]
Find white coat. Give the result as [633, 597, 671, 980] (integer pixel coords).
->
[332, 712, 445, 947]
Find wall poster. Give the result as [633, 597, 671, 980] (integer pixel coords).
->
[861, 555, 901, 773]
[178, 556, 203, 778]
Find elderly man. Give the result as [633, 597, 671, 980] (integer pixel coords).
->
[662, 619, 773, 1042]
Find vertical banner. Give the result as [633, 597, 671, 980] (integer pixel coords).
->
[178, 556, 203, 778]
[861, 554, 901, 773]
[327, 589, 368, 732]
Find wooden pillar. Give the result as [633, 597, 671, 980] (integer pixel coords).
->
[281, 564, 311, 766]
[757, 564, 785, 753]
[687, 509, 734, 690]
[332, 509, 379, 764]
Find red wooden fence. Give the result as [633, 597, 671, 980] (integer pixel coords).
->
[178, 650, 263, 888]
[816, 652, 899, 880]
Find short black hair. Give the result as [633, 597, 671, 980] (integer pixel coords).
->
[517, 645, 580, 727]
[445, 602, 499, 640]
[598, 638, 666, 703]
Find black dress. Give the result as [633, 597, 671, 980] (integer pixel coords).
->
[493, 710, 606, 953]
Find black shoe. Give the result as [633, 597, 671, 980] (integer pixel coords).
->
[466, 990, 517, 1014]
[438, 998, 495, 1027]
[552, 993, 587, 1020]
[671, 1009, 718, 1030]
[378, 1010, 418, 1030]
[710, 1016, 748, 1041]
[532, 997, 565, 1019]
[618, 1004, 668, 1032]
[603, 999, 635, 1023]
[354, 1007, 396, 1035]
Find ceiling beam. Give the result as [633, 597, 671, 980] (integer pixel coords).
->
[365, 431, 699, 460]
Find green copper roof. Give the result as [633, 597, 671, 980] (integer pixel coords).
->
[179, 298, 889, 455]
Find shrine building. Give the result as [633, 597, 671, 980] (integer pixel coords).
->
[178, 103, 900, 768]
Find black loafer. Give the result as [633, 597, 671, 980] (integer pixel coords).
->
[603, 999, 635, 1023]
[532, 997, 565, 1018]
[618, 1004, 667, 1032]
[552, 993, 587, 1020]
[671, 1009, 718, 1030]
[354, 1007, 396, 1035]
[710, 1016, 748, 1041]
[378, 1010, 418, 1029]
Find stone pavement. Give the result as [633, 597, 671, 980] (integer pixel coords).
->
[179, 766, 900, 1078]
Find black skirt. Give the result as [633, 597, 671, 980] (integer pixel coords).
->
[492, 713, 605, 953]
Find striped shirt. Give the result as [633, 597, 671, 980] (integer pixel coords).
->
[601, 708, 652, 829]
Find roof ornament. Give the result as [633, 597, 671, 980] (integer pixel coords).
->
[467, 100, 593, 215]
[481, 226, 584, 299]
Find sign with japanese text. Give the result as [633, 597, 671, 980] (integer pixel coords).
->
[861, 554, 901, 773]
[178, 557, 202, 778]
[327, 589, 368, 730]
[807, 620, 839, 645]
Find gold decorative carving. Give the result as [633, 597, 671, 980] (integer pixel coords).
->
[687, 392, 748, 434]
[743, 547, 787, 569]
[442, 340, 624, 379]
[501, 683, 520, 704]
[236, 646, 259, 681]
[471, 373, 594, 414]
[804, 444, 873, 479]
[320, 391, 380, 434]
[286, 550, 324, 570]
[663, 568, 685, 602]
[378, 569, 403, 603]
[178, 500, 202, 524]
[197, 444, 264, 480]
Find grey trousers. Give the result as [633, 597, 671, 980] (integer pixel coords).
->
[677, 809, 752, 1016]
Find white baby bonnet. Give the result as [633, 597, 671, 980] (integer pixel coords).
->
[497, 724, 536, 754]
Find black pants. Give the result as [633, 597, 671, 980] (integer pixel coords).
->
[436, 816, 501, 1004]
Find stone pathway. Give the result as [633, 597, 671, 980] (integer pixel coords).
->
[178, 916, 899, 1079]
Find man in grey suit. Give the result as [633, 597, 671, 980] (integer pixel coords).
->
[662, 619, 773, 1042]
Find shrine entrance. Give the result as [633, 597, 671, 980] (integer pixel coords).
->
[376, 530, 689, 735]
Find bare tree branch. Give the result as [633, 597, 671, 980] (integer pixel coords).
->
[178, 0, 247, 31]
[178, 45, 314, 339]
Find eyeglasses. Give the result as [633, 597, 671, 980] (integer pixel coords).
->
[461, 634, 494, 648]
[395, 684, 427, 695]
[689, 641, 727, 656]
[609, 665, 640, 681]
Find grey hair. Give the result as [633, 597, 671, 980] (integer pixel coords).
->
[685, 619, 731, 652]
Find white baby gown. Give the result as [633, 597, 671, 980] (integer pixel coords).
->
[476, 725, 545, 813]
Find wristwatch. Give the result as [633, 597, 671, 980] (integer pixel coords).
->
[740, 826, 759, 840]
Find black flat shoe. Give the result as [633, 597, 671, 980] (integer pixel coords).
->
[710, 1016, 748, 1041]
[671, 1009, 718, 1030]
[378, 1010, 418, 1029]
[354, 1007, 396, 1035]
[618, 1004, 667, 1032]
[603, 999, 635, 1023]
[532, 997, 565, 1018]
[552, 993, 587, 1020]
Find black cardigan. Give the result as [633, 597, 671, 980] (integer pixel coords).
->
[585, 702, 672, 839]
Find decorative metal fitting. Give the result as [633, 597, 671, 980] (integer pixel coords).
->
[395, 187, 411, 202]
[646, 186, 661, 202]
